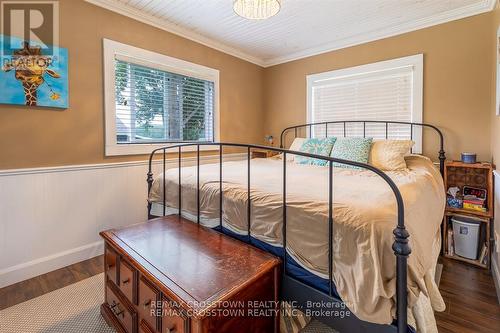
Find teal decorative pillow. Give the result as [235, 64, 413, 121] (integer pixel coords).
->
[330, 137, 373, 168]
[295, 138, 337, 166]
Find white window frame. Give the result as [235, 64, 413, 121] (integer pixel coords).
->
[103, 39, 220, 156]
[306, 54, 423, 153]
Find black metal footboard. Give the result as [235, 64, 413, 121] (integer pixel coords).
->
[146, 122, 445, 333]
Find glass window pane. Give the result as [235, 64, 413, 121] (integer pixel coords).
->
[114, 60, 214, 144]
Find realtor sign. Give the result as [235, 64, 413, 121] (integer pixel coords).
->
[1, 0, 59, 58]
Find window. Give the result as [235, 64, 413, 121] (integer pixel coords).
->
[307, 54, 423, 152]
[104, 39, 219, 156]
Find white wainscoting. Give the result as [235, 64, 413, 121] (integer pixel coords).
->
[493, 170, 500, 304]
[0, 153, 244, 288]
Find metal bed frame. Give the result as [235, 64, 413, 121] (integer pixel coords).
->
[147, 120, 446, 333]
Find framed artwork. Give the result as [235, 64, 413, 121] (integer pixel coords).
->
[497, 27, 500, 116]
[0, 35, 68, 108]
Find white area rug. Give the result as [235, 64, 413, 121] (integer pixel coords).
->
[0, 273, 114, 333]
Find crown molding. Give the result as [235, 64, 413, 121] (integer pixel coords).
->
[84, 0, 265, 66]
[85, 0, 496, 68]
[262, 0, 497, 67]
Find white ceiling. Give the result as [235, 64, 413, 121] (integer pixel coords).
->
[86, 0, 496, 67]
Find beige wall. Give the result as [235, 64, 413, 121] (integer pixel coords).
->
[0, 1, 497, 169]
[264, 12, 495, 162]
[0, 0, 265, 170]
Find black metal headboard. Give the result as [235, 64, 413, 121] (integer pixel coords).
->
[280, 120, 446, 175]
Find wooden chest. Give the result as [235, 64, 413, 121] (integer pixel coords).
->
[100, 216, 281, 333]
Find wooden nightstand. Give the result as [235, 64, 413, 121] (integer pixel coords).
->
[442, 161, 494, 269]
[251, 149, 279, 159]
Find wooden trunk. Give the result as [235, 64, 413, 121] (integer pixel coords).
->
[100, 216, 281, 333]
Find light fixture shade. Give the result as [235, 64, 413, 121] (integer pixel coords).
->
[233, 0, 281, 20]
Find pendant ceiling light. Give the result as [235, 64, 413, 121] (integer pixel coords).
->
[233, 0, 281, 20]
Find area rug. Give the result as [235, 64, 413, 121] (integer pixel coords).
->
[0, 264, 444, 333]
[0, 273, 114, 333]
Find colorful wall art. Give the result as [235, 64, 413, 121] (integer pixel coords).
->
[0, 35, 68, 108]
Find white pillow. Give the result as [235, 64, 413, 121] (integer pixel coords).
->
[284, 138, 306, 161]
[369, 140, 414, 171]
[289, 138, 306, 151]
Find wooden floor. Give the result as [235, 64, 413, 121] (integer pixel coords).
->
[435, 258, 500, 333]
[0, 255, 103, 310]
[0, 255, 499, 332]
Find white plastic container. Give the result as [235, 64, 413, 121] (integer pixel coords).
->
[452, 215, 481, 260]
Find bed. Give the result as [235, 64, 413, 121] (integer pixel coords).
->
[146, 121, 447, 333]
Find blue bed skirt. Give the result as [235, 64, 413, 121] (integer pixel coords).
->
[214, 225, 416, 333]
[214, 225, 340, 298]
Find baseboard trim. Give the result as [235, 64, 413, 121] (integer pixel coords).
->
[0, 241, 104, 288]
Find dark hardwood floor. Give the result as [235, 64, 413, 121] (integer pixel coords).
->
[435, 258, 500, 333]
[0, 255, 103, 310]
[0, 255, 499, 332]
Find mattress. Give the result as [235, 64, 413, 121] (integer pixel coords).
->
[149, 154, 445, 325]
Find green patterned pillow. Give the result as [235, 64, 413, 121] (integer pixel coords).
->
[330, 137, 373, 169]
[295, 138, 337, 166]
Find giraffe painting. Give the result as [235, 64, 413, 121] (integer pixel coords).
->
[0, 36, 68, 108]
[2, 42, 61, 106]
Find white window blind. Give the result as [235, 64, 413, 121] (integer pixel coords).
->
[307, 54, 423, 152]
[104, 39, 219, 156]
[114, 59, 214, 144]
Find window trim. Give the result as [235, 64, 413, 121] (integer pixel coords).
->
[306, 54, 423, 153]
[103, 39, 220, 156]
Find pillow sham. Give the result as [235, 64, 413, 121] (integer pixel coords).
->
[279, 138, 306, 161]
[369, 140, 414, 171]
[289, 137, 306, 151]
[330, 137, 373, 168]
[295, 137, 337, 166]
